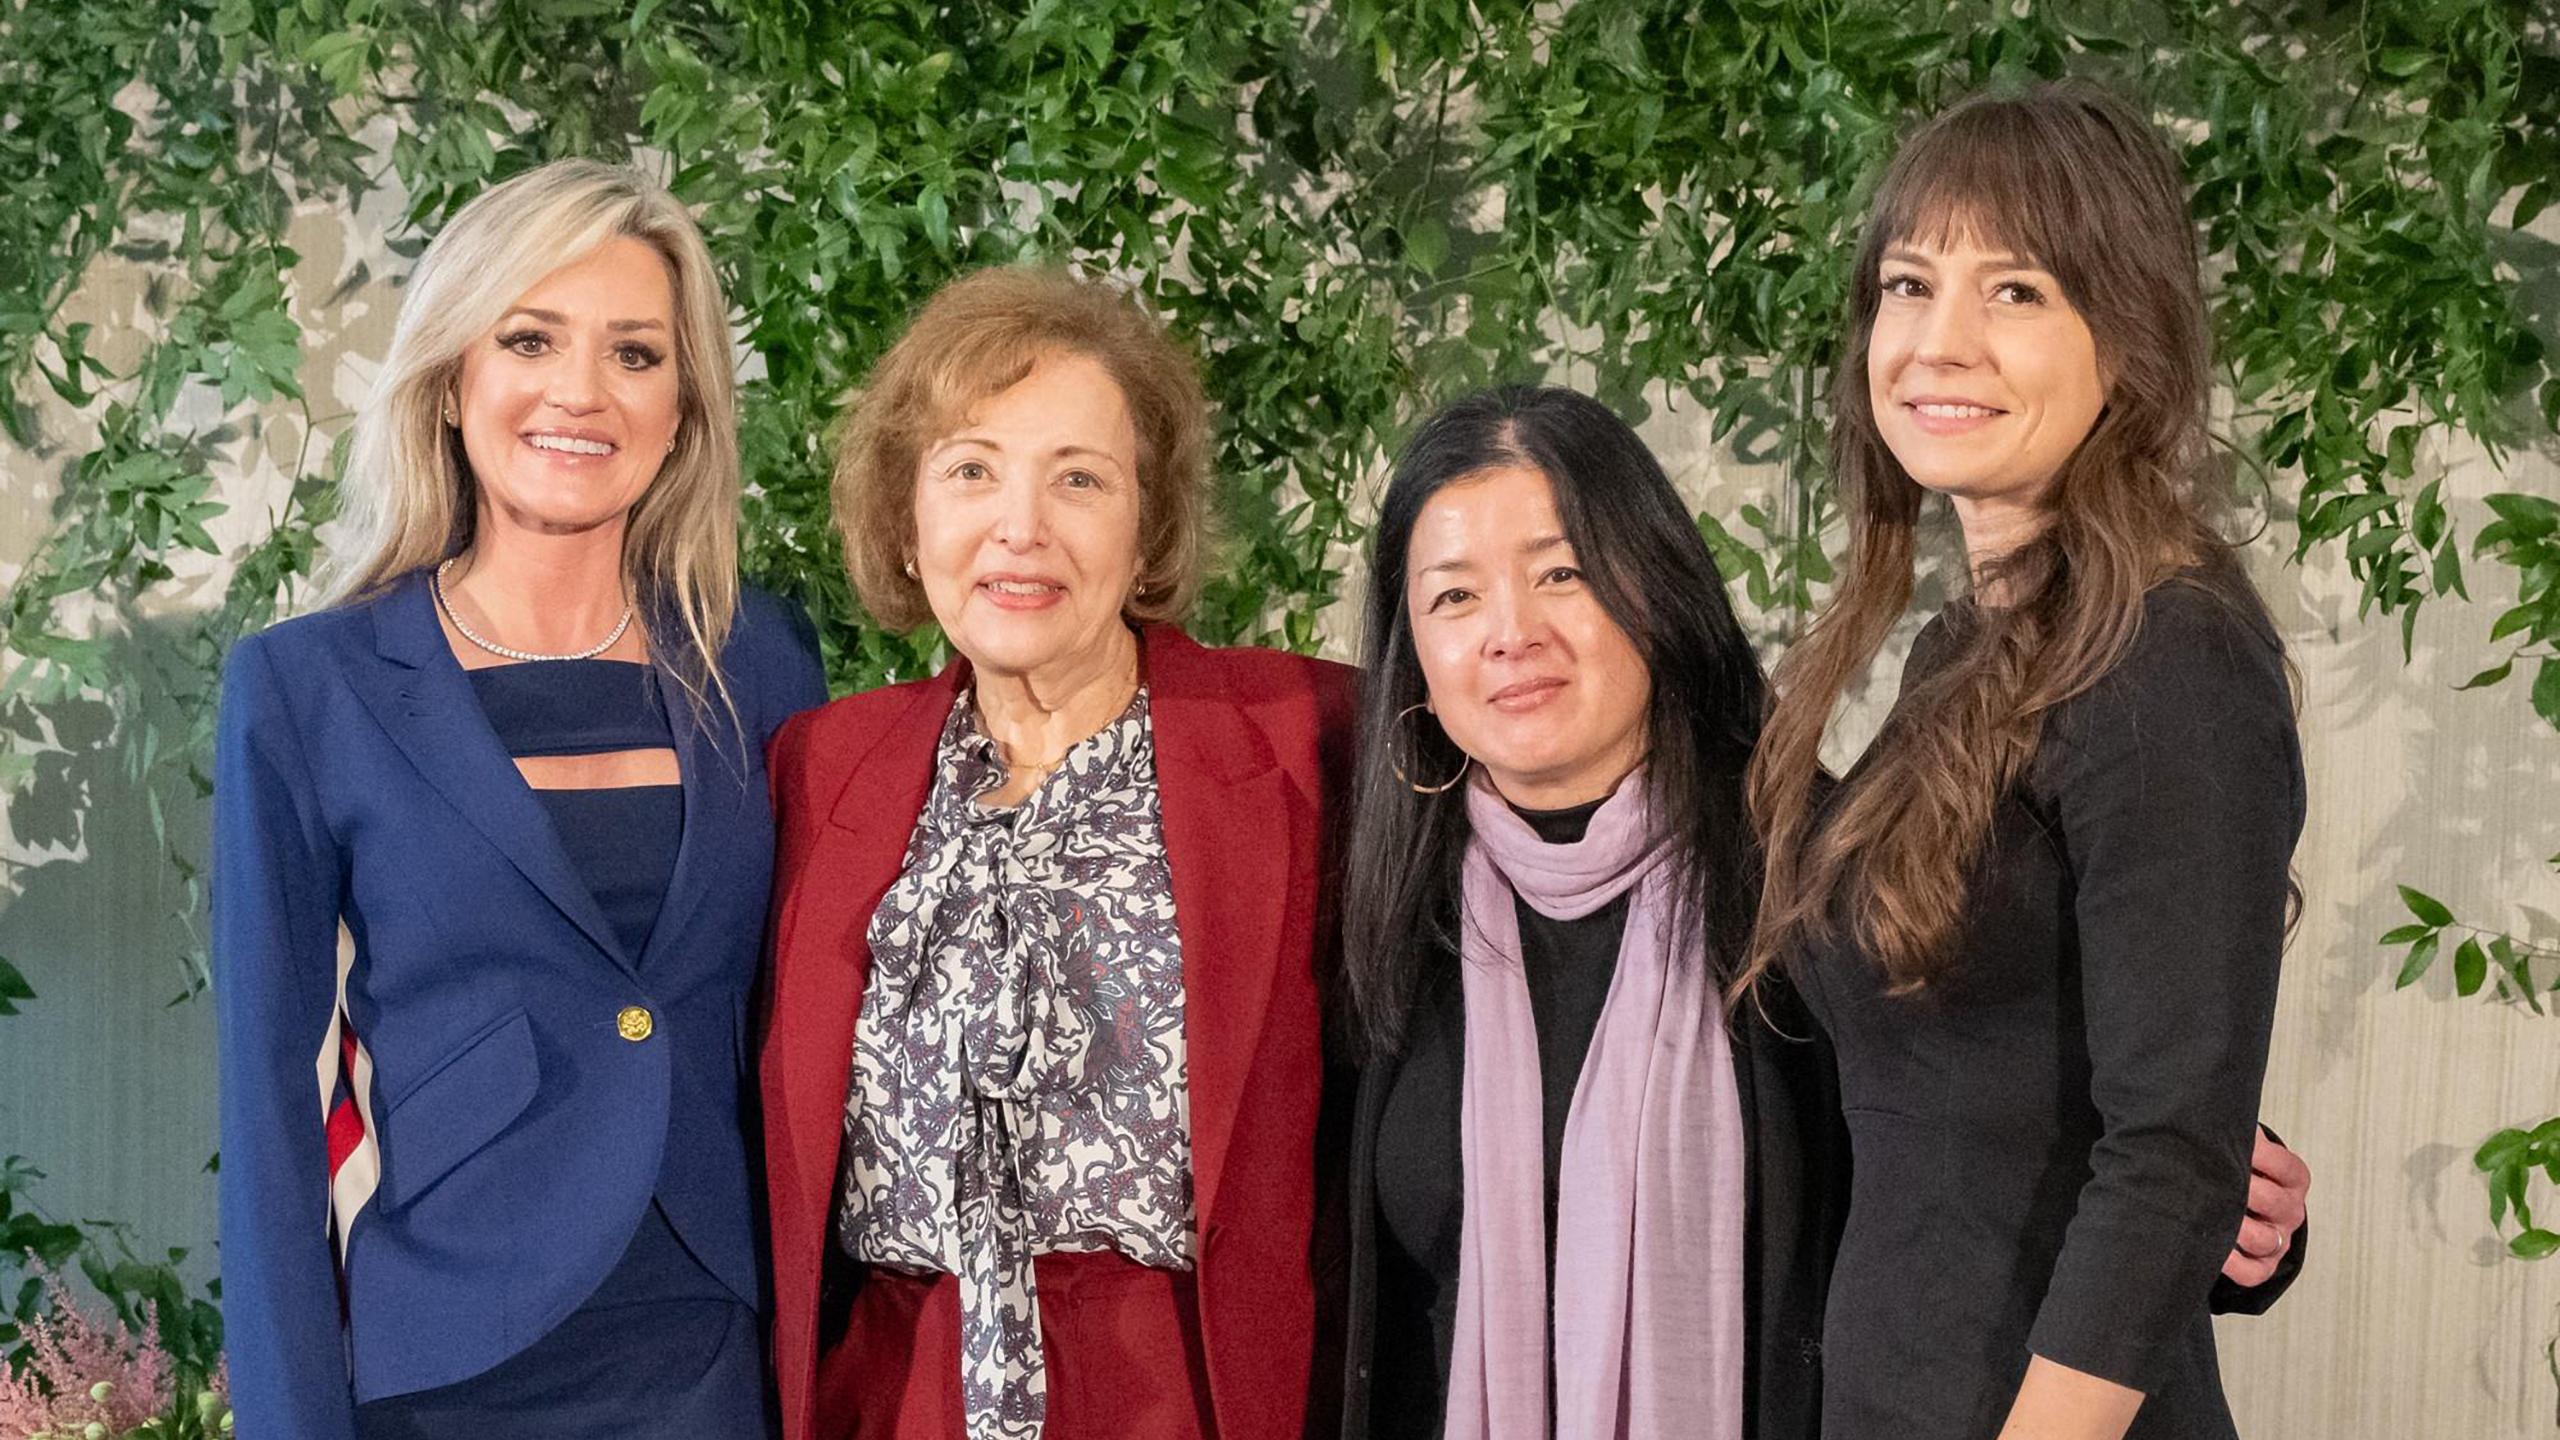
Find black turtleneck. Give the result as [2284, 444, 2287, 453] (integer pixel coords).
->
[1510, 797, 1632, 1240]
[1366, 793, 1631, 1436]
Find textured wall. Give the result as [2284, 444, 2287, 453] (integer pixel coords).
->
[4, 193, 2556, 1440]
[2212, 430, 2560, 1440]
[0, 193, 408, 1294]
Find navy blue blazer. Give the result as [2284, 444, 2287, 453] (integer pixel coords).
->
[213, 570, 825, 1439]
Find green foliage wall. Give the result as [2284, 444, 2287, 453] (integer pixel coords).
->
[2, 0, 2556, 1397]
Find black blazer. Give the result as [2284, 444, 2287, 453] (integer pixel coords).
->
[1322, 970, 2302, 1440]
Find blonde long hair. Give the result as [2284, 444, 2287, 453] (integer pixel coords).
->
[324, 158, 742, 727]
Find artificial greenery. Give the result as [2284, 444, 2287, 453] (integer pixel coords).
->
[1, 0, 2555, 1403]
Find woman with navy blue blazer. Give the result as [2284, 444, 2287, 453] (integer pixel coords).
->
[214, 160, 824, 1440]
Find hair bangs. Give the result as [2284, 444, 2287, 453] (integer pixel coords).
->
[904, 332, 1047, 459]
[1746, 82, 2239, 999]
[1864, 92, 2120, 308]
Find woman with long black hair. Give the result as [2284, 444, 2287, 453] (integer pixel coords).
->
[1332, 384, 1801, 1440]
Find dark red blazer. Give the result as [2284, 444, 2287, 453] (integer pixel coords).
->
[760, 623, 1356, 1440]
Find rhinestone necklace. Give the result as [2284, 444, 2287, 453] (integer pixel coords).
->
[432, 557, 635, 663]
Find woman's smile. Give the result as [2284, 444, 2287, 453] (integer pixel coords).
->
[1486, 675, 1568, 713]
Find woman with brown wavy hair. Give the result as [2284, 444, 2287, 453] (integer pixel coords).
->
[1743, 83, 2305, 1439]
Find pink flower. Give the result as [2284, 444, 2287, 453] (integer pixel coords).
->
[0, 1270, 177, 1438]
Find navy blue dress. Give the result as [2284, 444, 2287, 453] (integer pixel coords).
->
[353, 659, 772, 1440]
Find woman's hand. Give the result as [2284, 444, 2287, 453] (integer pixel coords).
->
[2220, 1128, 2309, 1288]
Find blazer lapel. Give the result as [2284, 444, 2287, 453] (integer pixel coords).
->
[1147, 626, 1296, 1233]
[773, 670, 957, 1242]
[342, 573, 637, 975]
[771, 633, 1298, 1255]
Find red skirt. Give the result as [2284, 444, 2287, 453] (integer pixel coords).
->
[815, 1250, 1216, 1440]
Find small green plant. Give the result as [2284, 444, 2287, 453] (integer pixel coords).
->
[2473, 1121, 2560, 1262]
[2385, 881, 2558, 1014]
[2, 1159, 224, 1396]
[2383, 881, 2560, 1271]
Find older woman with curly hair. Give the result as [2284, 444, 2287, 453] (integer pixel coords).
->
[759, 266, 1353, 1440]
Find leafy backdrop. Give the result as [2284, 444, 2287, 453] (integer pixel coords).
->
[1, 0, 2554, 1418]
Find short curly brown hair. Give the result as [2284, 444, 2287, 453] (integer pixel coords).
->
[832, 265, 1213, 633]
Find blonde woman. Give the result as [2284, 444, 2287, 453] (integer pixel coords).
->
[214, 159, 823, 1440]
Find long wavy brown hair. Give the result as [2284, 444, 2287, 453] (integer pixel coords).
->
[1742, 81, 2267, 995]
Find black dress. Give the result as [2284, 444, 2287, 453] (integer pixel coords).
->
[1792, 580, 2304, 1439]
[353, 660, 772, 1440]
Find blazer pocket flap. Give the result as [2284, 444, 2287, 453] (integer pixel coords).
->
[376, 1009, 538, 1210]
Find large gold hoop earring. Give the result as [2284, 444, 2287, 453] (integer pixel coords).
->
[1392, 702, 1469, 795]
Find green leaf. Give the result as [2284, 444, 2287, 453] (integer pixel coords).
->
[2394, 931, 2442, 988]
[2537, 659, 2560, 732]
[2387, 427, 2419, 480]
[2489, 936, 2541, 1013]
[2319, 492, 2399, 534]
[303, 31, 374, 95]
[1403, 217, 1448, 274]
[2399, 885, 2456, 928]
[2408, 477, 2443, 545]
[2455, 659, 2513, 690]
[2431, 540, 2466, 600]
[2346, 524, 2404, 562]
[2454, 938, 2488, 997]
[0, 957, 30, 1018]
[2478, 1128, 2533, 1171]
[2513, 178, 2552, 232]
[917, 188, 951, 256]
[2484, 493, 2560, 540]
[2378, 923, 2436, 945]
[2511, 1228, 2560, 1261]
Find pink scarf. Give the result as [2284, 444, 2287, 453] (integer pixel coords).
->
[1444, 771, 1746, 1440]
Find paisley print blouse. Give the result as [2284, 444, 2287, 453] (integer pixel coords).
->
[837, 687, 1193, 1440]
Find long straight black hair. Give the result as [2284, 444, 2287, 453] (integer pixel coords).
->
[1338, 384, 1769, 1061]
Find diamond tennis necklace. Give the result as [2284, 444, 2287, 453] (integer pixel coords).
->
[432, 557, 635, 663]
